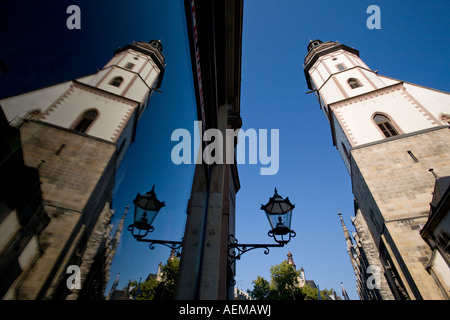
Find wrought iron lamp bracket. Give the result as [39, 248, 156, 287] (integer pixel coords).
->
[267, 229, 297, 245]
[227, 234, 284, 266]
[127, 224, 154, 239]
[128, 224, 183, 256]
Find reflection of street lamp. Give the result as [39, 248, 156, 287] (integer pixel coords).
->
[128, 185, 182, 255]
[261, 188, 296, 244]
[228, 188, 296, 285]
[131, 185, 165, 235]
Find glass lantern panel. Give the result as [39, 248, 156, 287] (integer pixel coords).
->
[134, 208, 158, 230]
[266, 210, 292, 235]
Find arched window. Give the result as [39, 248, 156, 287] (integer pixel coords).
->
[440, 114, 450, 126]
[25, 109, 42, 120]
[373, 114, 398, 138]
[74, 109, 98, 133]
[348, 78, 362, 89]
[109, 76, 123, 87]
[336, 63, 346, 71]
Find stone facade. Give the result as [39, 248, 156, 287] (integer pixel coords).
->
[0, 40, 164, 299]
[10, 121, 116, 299]
[350, 127, 450, 300]
[351, 209, 394, 299]
[303, 40, 450, 300]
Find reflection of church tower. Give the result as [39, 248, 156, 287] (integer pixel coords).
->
[0, 40, 165, 300]
[303, 40, 450, 300]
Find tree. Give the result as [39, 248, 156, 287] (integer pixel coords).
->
[128, 278, 159, 300]
[249, 276, 271, 300]
[248, 260, 333, 300]
[269, 260, 300, 299]
[301, 284, 319, 300]
[128, 256, 180, 300]
[158, 255, 180, 300]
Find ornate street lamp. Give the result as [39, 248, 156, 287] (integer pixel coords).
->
[128, 185, 182, 255]
[131, 185, 165, 235]
[261, 188, 296, 244]
[228, 188, 296, 284]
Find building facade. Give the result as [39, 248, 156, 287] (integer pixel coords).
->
[303, 40, 450, 300]
[0, 40, 164, 299]
[176, 0, 243, 300]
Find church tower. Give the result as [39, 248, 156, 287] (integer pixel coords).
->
[304, 40, 450, 300]
[0, 40, 164, 299]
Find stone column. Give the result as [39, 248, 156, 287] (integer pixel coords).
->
[175, 104, 234, 300]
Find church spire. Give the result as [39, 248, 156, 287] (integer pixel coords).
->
[114, 206, 128, 243]
[338, 211, 352, 245]
[108, 205, 129, 259]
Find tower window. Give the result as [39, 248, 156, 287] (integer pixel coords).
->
[109, 76, 124, 87]
[74, 109, 98, 133]
[55, 144, 66, 156]
[348, 78, 362, 89]
[25, 109, 42, 120]
[440, 114, 450, 126]
[407, 151, 419, 163]
[373, 114, 399, 138]
[336, 64, 346, 71]
[124, 62, 135, 70]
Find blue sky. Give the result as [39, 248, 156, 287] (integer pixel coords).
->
[1, 0, 449, 300]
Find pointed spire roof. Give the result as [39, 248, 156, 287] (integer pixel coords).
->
[115, 205, 128, 238]
[341, 282, 350, 300]
[109, 205, 129, 255]
[338, 211, 351, 241]
[338, 211, 355, 256]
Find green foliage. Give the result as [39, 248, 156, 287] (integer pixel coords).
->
[158, 256, 180, 299]
[249, 276, 271, 300]
[248, 260, 333, 300]
[129, 278, 159, 300]
[301, 284, 319, 300]
[269, 260, 300, 300]
[128, 256, 180, 300]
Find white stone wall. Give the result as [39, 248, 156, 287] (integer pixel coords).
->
[89, 49, 160, 105]
[332, 84, 443, 147]
[41, 84, 137, 143]
[403, 82, 450, 125]
[308, 46, 450, 150]
[0, 47, 160, 148]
